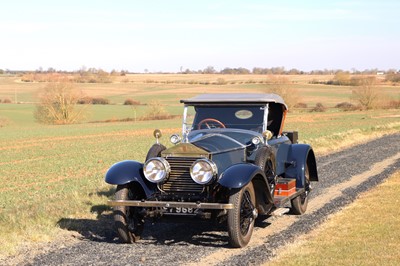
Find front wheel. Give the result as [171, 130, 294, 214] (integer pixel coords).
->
[227, 182, 257, 248]
[145, 143, 166, 161]
[113, 184, 144, 243]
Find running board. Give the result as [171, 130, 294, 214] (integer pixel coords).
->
[271, 207, 290, 216]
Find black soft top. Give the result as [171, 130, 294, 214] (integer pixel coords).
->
[181, 93, 288, 110]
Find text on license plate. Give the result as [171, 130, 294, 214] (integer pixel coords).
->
[162, 207, 198, 214]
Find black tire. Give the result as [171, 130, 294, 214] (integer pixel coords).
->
[113, 184, 144, 243]
[227, 182, 256, 248]
[290, 163, 310, 215]
[145, 143, 166, 161]
[255, 147, 276, 196]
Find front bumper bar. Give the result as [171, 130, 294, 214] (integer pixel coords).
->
[108, 200, 234, 210]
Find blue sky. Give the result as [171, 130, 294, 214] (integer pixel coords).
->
[1, 0, 399, 72]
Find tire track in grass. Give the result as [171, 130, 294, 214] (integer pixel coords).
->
[0, 156, 48, 166]
[0, 128, 181, 151]
[1, 169, 93, 193]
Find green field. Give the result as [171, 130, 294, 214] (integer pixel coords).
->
[0, 74, 399, 256]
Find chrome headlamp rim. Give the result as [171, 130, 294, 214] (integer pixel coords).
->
[190, 158, 218, 185]
[143, 157, 171, 183]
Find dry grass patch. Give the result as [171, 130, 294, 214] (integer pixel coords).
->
[141, 100, 172, 120]
[0, 117, 10, 127]
[309, 103, 326, 112]
[309, 122, 400, 155]
[123, 98, 141, 105]
[335, 102, 360, 111]
[267, 171, 400, 266]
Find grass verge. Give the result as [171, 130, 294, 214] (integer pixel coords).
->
[308, 122, 400, 155]
[266, 171, 400, 266]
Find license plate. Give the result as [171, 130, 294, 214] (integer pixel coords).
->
[163, 207, 198, 214]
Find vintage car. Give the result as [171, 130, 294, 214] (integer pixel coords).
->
[105, 93, 318, 247]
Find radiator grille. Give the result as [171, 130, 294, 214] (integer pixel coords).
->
[159, 157, 204, 193]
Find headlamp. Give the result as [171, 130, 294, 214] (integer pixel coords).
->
[143, 157, 170, 183]
[190, 159, 217, 185]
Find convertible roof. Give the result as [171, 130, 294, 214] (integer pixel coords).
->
[181, 93, 288, 110]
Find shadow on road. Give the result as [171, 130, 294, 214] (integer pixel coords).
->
[57, 212, 275, 248]
[141, 220, 230, 247]
[57, 209, 118, 243]
[57, 210, 230, 247]
[57, 187, 271, 248]
[57, 193, 231, 247]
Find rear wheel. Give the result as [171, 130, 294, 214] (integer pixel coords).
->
[290, 163, 310, 215]
[113, 184, 144, 243]
[227, 182, 256, 248]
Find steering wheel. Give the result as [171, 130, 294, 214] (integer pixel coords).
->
[197, 118, 226, 129]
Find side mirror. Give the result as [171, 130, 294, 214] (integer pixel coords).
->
[262, 130, 273, 141]
[153, 129, 162, 144]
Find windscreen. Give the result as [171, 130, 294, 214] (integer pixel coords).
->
[190, 106, 265, 132]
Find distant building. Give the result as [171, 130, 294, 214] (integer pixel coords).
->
[376, 71, 385, 75]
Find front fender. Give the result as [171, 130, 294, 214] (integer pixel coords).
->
[218, 163, 274, 211]
[283, 144, 318, 188]
[105, 160, 157, 197]
[218, 163, 264, 189]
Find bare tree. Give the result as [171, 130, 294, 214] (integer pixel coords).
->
[333, 71, 351, 85]
[203, 66, 216, 74]
[266, 76, 299, 110]
[144, 100, 171, 120]
[34, 82, 87, 124]
[351, 76, 380, 110]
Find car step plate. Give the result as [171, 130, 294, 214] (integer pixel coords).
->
[271, 207, 290, 216]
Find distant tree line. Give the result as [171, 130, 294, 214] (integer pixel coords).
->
[17, 67, 131, 83]
[308, 70, 400, 86]
[6, 66, 399, 86]
[2, 66, 398, 76]
[180, 66, 399, 75]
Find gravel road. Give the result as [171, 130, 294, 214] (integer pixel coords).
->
[10, 133, 400, 266]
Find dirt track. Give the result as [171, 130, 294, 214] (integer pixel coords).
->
[4, 133, 400, 266]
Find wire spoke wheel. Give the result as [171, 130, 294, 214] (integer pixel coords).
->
[113, 184, 144, 243]
[227, 182, 256, 248]
[240, 191, 254, 235]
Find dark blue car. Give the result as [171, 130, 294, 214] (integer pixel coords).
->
[106, 93, 318, 247]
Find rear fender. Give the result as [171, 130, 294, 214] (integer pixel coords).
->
[281, 144, 318, 188]
[105, 160, 157, 197]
